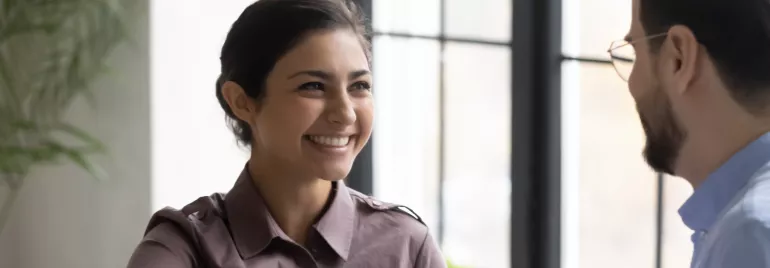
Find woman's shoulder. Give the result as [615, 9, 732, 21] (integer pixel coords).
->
[145, 193, 229, 234]
[129, 193, 237, 267]
[343, 187, 445, 267]
[345, 187, 428, 238]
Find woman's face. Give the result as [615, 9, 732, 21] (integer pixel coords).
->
[246, 29, 373, 181]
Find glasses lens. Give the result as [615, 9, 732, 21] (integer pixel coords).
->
[609, 42, 635, 81]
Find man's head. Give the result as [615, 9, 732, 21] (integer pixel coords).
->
[622, 0, 770, 175]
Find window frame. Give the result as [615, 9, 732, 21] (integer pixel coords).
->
[349, 1, 667, 267]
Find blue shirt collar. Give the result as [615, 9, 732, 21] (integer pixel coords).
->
[679, 132, 770, 231]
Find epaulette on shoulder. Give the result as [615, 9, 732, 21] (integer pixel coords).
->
[357, 195, 425, 225]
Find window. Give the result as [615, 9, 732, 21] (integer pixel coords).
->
[353, 0, 697, 267]
[371, 1, 512, 267]
[561, 0, 694, 267]
[442, 42, 511, 267]
[371, 36, 441, 234]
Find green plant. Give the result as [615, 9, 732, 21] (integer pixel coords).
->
[0, 0, 126, 233]
[446, 257, 471, 268]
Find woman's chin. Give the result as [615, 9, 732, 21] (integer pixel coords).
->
[311, 164, 353, 181]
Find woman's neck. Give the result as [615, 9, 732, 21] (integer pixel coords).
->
[247, 160, 332, 245]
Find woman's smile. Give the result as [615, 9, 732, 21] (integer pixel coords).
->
[303, 134, 356, 156]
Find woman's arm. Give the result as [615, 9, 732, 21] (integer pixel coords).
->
[127, 223, 195, 268]
[414, 232, 447, 268]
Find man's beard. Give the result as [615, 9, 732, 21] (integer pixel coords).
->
[638, 86, 686, 175]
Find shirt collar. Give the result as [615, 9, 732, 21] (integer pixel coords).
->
[679, 131, 770, 231]
[313, 180, 355, 260]
[225, 168, 284, 259]
[225, 166, 356, 260]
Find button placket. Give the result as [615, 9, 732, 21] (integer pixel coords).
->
[304, 234, 323, 264]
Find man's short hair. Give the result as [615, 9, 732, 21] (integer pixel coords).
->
[640, 0, 770, 112]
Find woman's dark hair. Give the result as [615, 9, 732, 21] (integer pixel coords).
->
[216, 0, 371, 146]
[639, 0, 770, 112]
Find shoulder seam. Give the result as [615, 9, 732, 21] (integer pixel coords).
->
[390, 206, 425, 225]
[144, 221, 202, 268]
[142, 226, 199, 267]
[412, 227, 430, 268]
[349, 191, 367, 201]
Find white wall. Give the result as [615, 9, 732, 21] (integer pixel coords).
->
[0, 202, 19, 268]
[0, 0, 151, 267]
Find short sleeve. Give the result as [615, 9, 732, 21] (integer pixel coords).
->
[127, 222, 196, 268]
[414, 231, 447, 268]
[711, 220, 770, 268]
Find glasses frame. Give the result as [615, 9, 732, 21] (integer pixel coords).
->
[607, 33, 667, 81]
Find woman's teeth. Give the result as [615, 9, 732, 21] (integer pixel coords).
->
[307, 135, 350, 146]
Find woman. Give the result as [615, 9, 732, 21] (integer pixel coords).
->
[127, 0, 445, 267]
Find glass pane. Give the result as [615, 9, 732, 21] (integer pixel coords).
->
[446, 0, 511, 42]
[372, 36, 442, 235]
[565, 0, 632, 58]
[442, 42, 511, 268]
[565, 61, 658, 268]
[373, 0, 440, 37]
[662, 176, 694, 268]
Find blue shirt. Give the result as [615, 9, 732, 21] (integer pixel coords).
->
[679, 132, 770, 268]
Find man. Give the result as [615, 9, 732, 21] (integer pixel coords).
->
[609, 0, 770, 267]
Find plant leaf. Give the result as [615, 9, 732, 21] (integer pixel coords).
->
[53, 123, 106, 152]
[0, 0, 126, 181]
[41, 141, 106, 180]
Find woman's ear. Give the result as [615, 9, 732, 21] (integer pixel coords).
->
[221, 81, 259, 124]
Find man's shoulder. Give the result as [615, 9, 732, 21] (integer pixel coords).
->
[732, 172, 770, 220]
[716, 177, 770, 234]
[704, 187, 770, 268]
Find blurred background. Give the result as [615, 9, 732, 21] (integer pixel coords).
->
[0, 0, 695, 267]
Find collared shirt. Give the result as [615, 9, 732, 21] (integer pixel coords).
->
[127, 167, 445, 268]
[679, 132, 770, 268]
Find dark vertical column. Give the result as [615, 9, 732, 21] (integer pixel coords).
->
[511, 0, 562, 267]
[655, 173, 665, 268]
[347, 0, 374, 195]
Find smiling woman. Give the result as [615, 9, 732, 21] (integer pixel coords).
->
[127, 0, 445, 267]
[220, 28, 374, 186]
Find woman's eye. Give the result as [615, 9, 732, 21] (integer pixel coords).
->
[350, 81, 371, 91]
[299, 82, 324, 90]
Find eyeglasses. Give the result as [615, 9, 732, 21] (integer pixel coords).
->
[607, 33, 667, 81]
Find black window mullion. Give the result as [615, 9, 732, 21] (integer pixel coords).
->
[511, 0, 562, 267]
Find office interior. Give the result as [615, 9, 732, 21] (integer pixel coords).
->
[0, 0, 692, 267]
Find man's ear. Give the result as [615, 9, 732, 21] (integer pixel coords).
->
[662, 25, 700, 95]
[221, 81, 259, 124]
